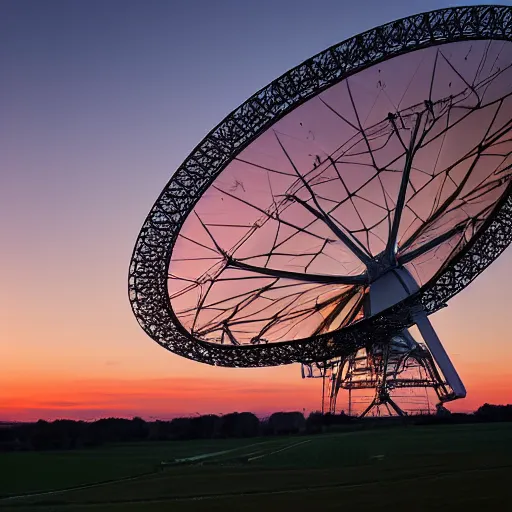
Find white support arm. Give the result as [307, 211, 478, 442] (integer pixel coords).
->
[413, 310, 466, 399]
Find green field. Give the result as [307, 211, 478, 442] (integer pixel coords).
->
[1, 423, 511, 511]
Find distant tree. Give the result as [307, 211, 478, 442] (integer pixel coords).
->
[51, 420, 87, 449]
[303, 411, 354, 433]
[306, 412, 324, 434]
[4, 401, 512, 453]
[148, 420, 173, 441]
[475, 403, 512, 422]
[268, 412, 305, 435]
[219, 412, 259, 438]
[30, 420, 54, 450]
[87, 417, 149, 444]
[131, 417, 149, 440]
[436, 404, 452, 417]
[190, 414, 220, 439]
[169, 417, 193, 440]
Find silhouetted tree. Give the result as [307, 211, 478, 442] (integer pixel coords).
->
[148, 420, 173, 441]
[190, 414, 220, 439]
[2, 402, 511, 452]
[476, 403, 512, 422]
[306, 412, 324, 434]
[169, 417, 193, 440]
[219, 412, 259, 438]
[268, 412, 305, 435]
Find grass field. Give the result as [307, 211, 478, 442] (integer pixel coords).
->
[1, 423, 511, 511]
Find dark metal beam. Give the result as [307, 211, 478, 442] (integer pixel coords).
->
[386, 113, 423, 264]
[227, 258, 369, 285]
[397, 224, 466, 265]
[286, 194, 373, 266]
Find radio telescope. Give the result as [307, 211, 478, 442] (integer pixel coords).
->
[129, 5, 512, 417]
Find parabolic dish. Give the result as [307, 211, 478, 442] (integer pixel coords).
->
[129, 5, 512, 367]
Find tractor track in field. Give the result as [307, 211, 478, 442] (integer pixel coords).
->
[0, 470, 160, 502]
[0, 438, 306, 503]
[3, 463, 512, 508]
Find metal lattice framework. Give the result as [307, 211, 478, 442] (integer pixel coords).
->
[129, 5, 512, 367]
[308, 332, 457, 416]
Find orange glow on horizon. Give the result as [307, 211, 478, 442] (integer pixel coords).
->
[2, 371, 510, 422]
[1, 376, 320, 422]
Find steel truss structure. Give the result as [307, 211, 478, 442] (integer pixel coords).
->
[303, 332, 454, 416]
[129, 5, 512, 374]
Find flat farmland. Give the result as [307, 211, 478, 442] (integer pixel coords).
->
[1, 423, 511, 511]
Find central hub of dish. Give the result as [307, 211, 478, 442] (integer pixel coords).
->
[367, 265, 419, 316]
[366, 251, 398, 284]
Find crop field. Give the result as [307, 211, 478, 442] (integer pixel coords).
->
[1, 423, 512, 511]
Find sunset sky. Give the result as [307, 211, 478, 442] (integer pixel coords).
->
[2, 0, 511, 422]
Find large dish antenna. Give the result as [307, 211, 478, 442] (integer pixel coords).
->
[129, 5, 512, 415]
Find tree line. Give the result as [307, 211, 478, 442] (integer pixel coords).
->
[0, 404, 510, 451]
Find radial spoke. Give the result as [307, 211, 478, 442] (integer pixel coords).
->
[286, 193, 373, 264]
[227, 257, 368, 285]
[386, 113, 423, 262]
[398, 223, 467, 265]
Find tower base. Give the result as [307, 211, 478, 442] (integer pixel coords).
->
[302, 328, 460, 417]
